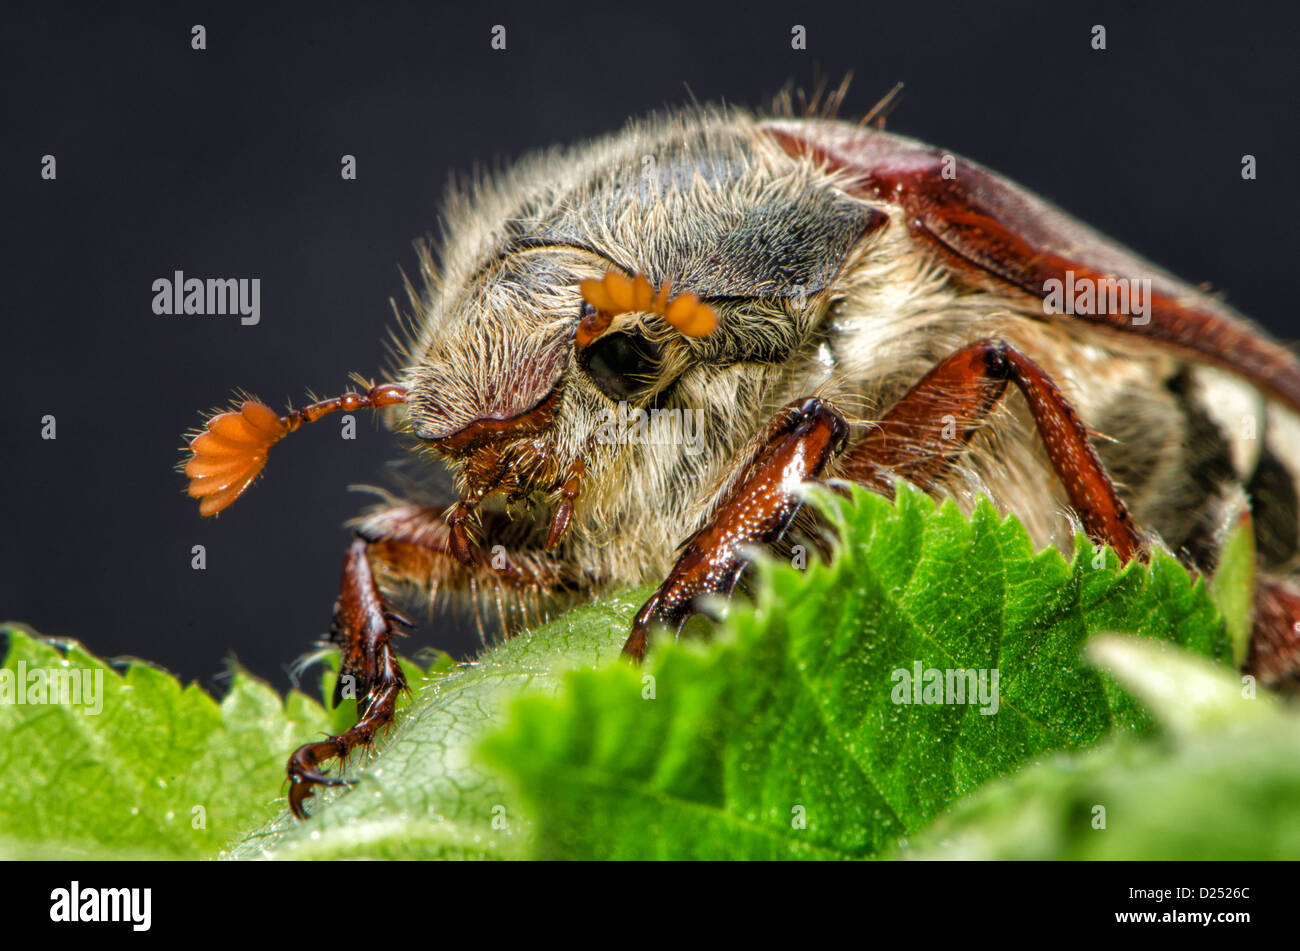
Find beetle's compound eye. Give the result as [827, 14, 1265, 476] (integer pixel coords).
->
[579, 329, 663, 402]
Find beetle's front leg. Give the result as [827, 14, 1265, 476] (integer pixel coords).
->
[623, 397, 849, 660]
[626, 338, 1146, 661]
[287, 537, 407, 819]
[286, 504, 568, 818]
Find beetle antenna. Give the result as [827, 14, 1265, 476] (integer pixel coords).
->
[577, 271, 719, 349]
[184, 383, 408, 516]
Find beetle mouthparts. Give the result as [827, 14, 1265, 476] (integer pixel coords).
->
[439, 443, 587, 564]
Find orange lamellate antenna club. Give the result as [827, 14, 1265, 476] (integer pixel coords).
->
[185, 383, 407, 516]
[578, 271, 718, 345]
[185, 401, 287, 516]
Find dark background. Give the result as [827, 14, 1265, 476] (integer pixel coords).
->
[3, 0, 1297, 694]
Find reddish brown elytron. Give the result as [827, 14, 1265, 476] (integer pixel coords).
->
[763, 121, 1300, 411]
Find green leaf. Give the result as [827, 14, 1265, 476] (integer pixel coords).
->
[1209, 512, 1256, 667]
[0, 626, 332, 858]
[479, 484, 1230, 859]
[224, 591, 650, 859]
[894, 636, 1299, 859]
[1085, 633, 1276, 738]
[2, 485, 1244, 860]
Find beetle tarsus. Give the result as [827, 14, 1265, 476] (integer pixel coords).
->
[287, 738, 354, 820]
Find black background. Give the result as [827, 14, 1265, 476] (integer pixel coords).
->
[3, 0, 1297, 694]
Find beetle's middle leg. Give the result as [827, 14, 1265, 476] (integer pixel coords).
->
[624, 338, 1144, 660]
[838, 338, 1144, 562]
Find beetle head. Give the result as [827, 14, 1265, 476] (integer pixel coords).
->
[397, 112, 886, 559]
